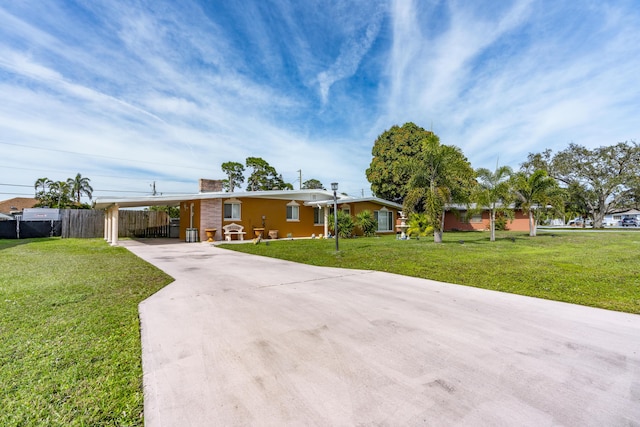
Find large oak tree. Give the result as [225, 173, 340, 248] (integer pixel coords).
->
[366, 122, 432, 204]
[524, 141, 640, 228]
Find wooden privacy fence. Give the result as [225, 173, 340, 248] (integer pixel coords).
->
[60, 209, 171, 238]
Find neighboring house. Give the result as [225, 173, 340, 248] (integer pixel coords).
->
[443, 206, 530, 232]
[602, 209, 640, 227]
[0, 197, 38, 216]
[94, 179, 402, 243]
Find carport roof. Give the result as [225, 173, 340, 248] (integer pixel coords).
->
[93, 189, 337, 209]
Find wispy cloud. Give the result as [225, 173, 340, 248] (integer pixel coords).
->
[316, 6, 384, 104]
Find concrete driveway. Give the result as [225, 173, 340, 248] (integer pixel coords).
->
[122, 239, 640, 426]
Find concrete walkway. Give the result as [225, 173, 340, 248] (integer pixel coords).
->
[122, 239, 640, 426]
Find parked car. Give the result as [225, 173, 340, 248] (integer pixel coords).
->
[621, 217, 639, 227]
[567, 217, 592, 227]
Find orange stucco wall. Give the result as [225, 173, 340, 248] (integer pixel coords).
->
[179, 200, 202, 240]
[178, 197, 401, 241]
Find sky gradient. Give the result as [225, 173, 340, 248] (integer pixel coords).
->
[1, 0, 639, 201]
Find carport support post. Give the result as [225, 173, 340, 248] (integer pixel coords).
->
[331, 182, 339, 251]
[323, 206, 329, 237]
[104, 212, 109, 241]
[110, 205, 119, 246]
[106, 209, 112, 243]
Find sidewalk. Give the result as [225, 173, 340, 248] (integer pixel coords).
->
[122, 239, 640, 426]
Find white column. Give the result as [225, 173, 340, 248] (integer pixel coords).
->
[110, 205, 119, 246]
[106, 208, 112, 243]
[104, 211, 109, 240]
[323, 205, 329, 237]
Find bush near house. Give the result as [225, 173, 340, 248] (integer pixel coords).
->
[328, 211, 355, 238]
[355, 210, 378, 237]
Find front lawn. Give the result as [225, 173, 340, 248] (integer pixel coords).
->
[0, 238, 173, 426]
[222, 231, 640, 314]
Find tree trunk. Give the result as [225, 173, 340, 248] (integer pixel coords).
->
[592, 203, 606, 228]
[490, 210, 496, 242]
[434, 211, 445, 243]
[529, 210, 536, 237]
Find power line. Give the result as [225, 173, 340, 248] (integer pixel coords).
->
[0, 191, 35, 196]
[0, 183, 32, 188]
[0, 182, 185, 195]
[0, 140, 212, 172]
[0, 164, 200, 190]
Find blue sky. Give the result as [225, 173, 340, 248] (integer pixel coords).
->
[1, 0, 639, 201]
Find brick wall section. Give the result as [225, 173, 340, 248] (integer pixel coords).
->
[199, 179, 223, 192]
[200, 199, 223, 241]
[198, 179, 223, 241]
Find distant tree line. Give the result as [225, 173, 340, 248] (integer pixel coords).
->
[221, 157, 324, 192]
[34, 173, 93, 209]
[366, 122, 640, 242]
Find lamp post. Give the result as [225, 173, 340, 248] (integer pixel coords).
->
[331, 182, 339, 252]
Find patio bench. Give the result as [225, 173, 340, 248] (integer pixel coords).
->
[223, 223, 246, 241]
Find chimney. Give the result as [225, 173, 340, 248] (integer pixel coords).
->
[199, 179, 224, 193]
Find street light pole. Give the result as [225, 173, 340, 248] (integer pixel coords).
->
[331, 182, 339, 252]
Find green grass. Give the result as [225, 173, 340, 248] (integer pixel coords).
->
[0, 238, 173, 426]
[222, 231, 640, 314]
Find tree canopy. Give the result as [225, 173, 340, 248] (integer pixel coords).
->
[366, 122, 432, 204]
[523, 141, 640, 227]
[302, 179, 325, 190]
[245, 157, 293, 191]
[221, 161, 245, 192]
[34, 174, 92, 209]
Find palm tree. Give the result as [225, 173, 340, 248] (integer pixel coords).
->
[34, 177, 51, 199]
[48, 181, 72, 208]
[473, 165, 513, 242]
[512, 170, 563, 236]
[404, 134, 475, 243]
[67, 173, 93, 204]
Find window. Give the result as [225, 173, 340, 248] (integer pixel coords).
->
[341, 204, 351, 215]
[286, 201, 300, 221]
[462, 213, 483, 223]
[374, 208, 393, 231]
[314, 207, 325, 225]
[223, 198, 241, 220]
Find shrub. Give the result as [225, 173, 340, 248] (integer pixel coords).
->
[329, 211, 355, 238]
[407, 212, 434, 237]
[495, 212, 509, 231]
[355, 210, 378, 237]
